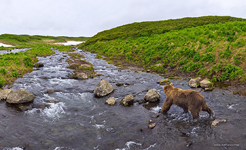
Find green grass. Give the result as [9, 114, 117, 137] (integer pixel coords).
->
[0, 45, 55, 87]
[83, 19, 246, 83]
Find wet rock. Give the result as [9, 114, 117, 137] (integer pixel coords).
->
[45, 89, 55, 94]
[120, 94, 134, 106]
[94, 79, 114, 97]
[105, 97, 116, 105]
[116, 83, 124, 86]
[151, 115, 159, 118]
[40, 76, 50, 79]
[15, 104, 33, 111]
[0, 89, 13, 101]
[35, 62, 44, 68]
[205, 87, 214, 91]
[45, 99, 59, 103]
[189, 78, 199, 88]
[200, 79, 212, 88]
[76, 73, 88, 80]
[96, 74, 103, 77]
[148, 120, 156, 129]
[211, 119, 227, 126]
[144, 89, 160, 102]
[157, 79, 171, 85]
[32, 103, 50, 109]
[6, 89, 35, 104]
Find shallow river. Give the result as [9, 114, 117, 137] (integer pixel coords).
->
[0, 48, 245, 150]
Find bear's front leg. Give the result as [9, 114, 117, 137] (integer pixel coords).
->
[161, 98, 172, 114]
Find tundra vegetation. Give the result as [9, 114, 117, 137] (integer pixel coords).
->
[81, 16, 246, 84]
[0, 34, 89, 87]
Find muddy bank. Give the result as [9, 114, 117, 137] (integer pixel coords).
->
[0, 48, 245, 150]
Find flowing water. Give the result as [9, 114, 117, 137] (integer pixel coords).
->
[0, 48, 245, 150]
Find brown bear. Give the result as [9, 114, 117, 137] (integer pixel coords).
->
[161, 83, 214, 119]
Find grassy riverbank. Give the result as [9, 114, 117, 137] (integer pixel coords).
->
[81, 16, 246, 85]
[0, 45, 55, 87]
[0, 34, 89, 50]
[0, 33, 89, 87]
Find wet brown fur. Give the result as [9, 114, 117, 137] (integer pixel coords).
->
[161, 83, 213, 119]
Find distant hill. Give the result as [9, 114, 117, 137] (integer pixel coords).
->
[84, 16, 246, 45]
[0, 34, 89, 46]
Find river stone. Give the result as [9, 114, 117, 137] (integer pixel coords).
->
[0, 89, 13, 101]
[94, 79, 114, 97]
[45, 89, 55, 94]
[105, 97, 116, 105]
[189, 78, 199, 88]
[6, 89, 35, 104]
[148, 120, 156, 129]
[120, 94, 134, 106]
[77, 73, 88, 80]
[35, 62, 44, 68]
[211, 119, 227, 126]
[200, 79, 212, 88]
[157, 79, 171, 85]
[144, 89, 160, 102]
[45, 99, 59, 103]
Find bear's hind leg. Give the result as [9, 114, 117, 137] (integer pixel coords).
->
[191, 110, 200, 119]
[202, 103, 214, 118]
[183, 107, 188, 113]
[190, 106, 201, 119]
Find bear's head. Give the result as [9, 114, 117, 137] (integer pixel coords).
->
[163, 83, 174, 94]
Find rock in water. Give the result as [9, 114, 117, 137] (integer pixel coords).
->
[6, 89, 35, 104]
[211, 119, 227, 126]
[144, 89, 160, 102]
[148, 120, 156, 129]
[200, 79, 212, 88]
[189, 78, 199, 88]
[0, 89, 13, 101]
[77, 73, 88, 80]
[94, 79, 114, 97]
[106, 97, 116, 105]
[157, 79, 171, 85]
[120, 94, 134, 106]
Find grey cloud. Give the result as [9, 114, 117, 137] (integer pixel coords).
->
[0, 0, 245, 37]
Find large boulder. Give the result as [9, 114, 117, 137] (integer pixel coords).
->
[189, 79, 199, 88]
[200, 79, 212, 88]
[120, 94, 134, 106]
[0, 89, 13, 101]
[6, 89, 35, 104]
[144, 89, 160, 102]
[94, 79, 114, 97]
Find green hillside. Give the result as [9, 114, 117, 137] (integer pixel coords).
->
[82, 16, 246, 84]
[84, 16, 246, 45]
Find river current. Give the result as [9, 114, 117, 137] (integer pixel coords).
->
[0, 48, 245, 150]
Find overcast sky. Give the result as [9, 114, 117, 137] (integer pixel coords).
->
[0, 0, 246, 37]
